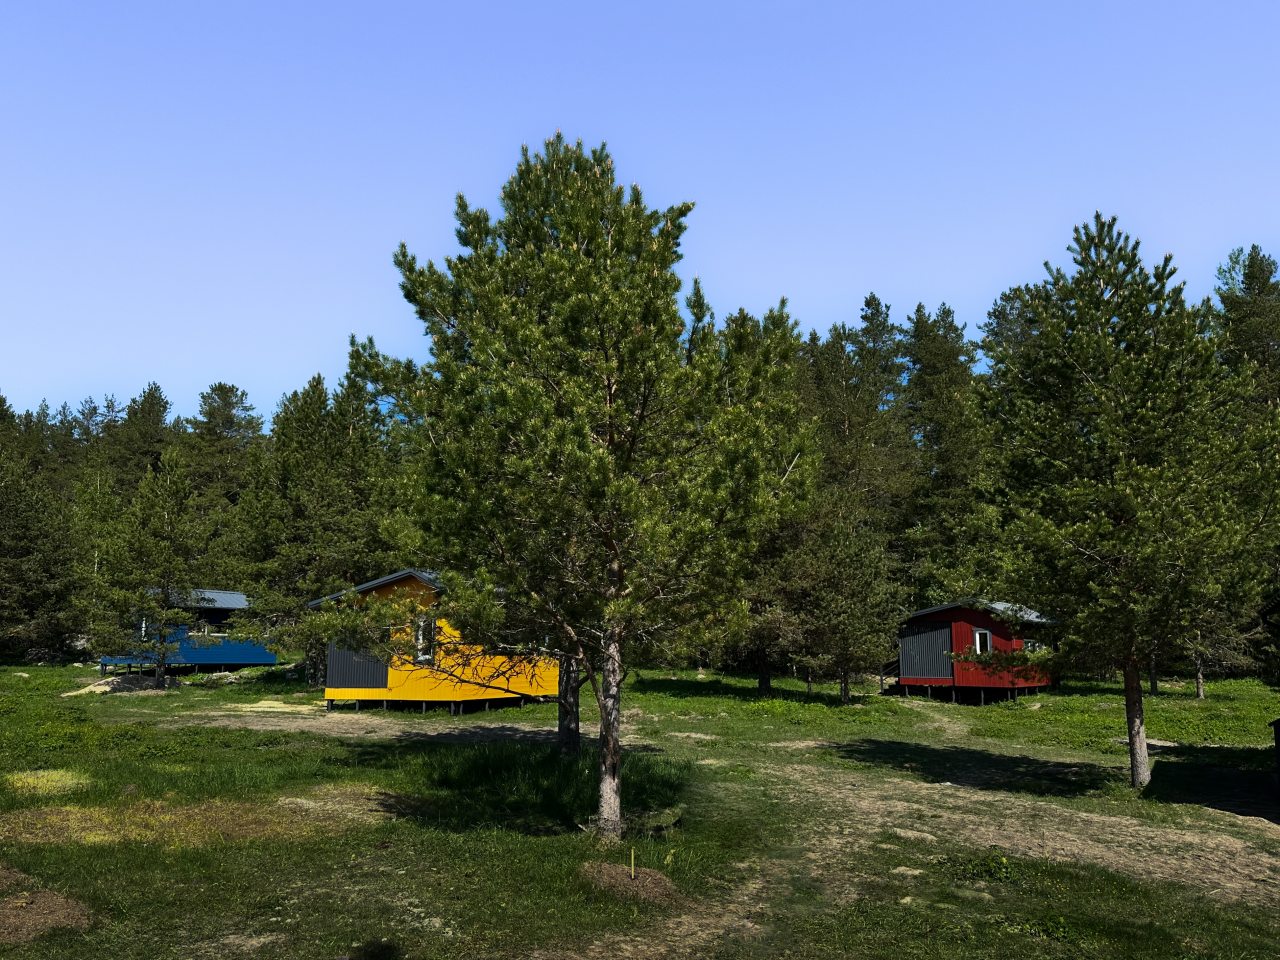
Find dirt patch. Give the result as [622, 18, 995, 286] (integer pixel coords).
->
[778, 765, 1280, 909]
[581, 862, 679, 905]
[61, 675, 173, 697]
[3, 770, 91, 796]
[537, 857, 778, 960]
[0, 864, 91, 945]
[232, 699, 319, 714]
[668, 731, 718, 741]
[205, 932, 286, 955]
[0, 784, 392, 847]
[275, 783, 391, 824]
[171, 704, 576, 744]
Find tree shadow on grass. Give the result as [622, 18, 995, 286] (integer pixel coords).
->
[630, 674, 874, 708]
[1053, 678, 1280, 700]
[1144, 744, 1280, 824]
[830, 739, 1122, 797]
[351, 738, 687, 836]
[343, 941, 405, 960]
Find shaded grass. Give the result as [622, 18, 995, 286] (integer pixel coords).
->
[358, 740, 688, 835]
[830, 739, 1122, 797]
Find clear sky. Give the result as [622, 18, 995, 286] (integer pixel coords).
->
[2, 1, 1278, 419]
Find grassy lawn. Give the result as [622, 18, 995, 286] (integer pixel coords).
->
[0, 665, 1277, 958]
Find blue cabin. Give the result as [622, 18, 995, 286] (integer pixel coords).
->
[99, 589, 276, 673]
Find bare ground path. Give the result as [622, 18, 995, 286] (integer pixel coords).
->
[163, 698, 573, 742]
[537, 761, 1280, 960]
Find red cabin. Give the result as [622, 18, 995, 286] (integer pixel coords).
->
[897, 600, 1050, 702]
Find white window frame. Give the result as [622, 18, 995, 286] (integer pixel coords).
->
[973, 628, 992, 655]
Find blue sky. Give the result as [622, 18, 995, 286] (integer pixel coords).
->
[3, 1, 1278, 418]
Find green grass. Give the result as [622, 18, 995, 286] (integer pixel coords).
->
[709, 839, 1280, 960]
[1, 664, 1278, 958]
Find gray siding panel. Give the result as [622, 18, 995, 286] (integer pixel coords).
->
[327, 643, 389, 689]
[899, 621, 953, 679]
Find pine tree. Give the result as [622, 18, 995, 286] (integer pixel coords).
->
[978, 214, 1280, 787]
[374, 135, 802, 837]
[231, 365, 401, 682]
[83, 447, 206, 686]
[738, 313, 912, 701]
[178, 382, 264, 584]
[107, 383, 176, 492]
[904, 302, 983, 603]
[1218, 245, 1280, 404]
[0, 438, 78, 661]
[1216, 246, 1280, 681]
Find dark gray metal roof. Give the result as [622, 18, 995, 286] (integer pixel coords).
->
[188, 588, 250, 610]
[907, 598, 1050, 625]
[146, 587, 249, 610]
[307, 569, 444, 609]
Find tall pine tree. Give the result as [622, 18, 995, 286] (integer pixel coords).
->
[977, 214, 1280, 787]
[374, 135, 802, 836]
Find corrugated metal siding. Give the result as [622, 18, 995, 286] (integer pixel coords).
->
[327, 643, 389, 689]
[899, 621, 953, 679]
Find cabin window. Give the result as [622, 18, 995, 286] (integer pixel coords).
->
[413, 619, 436, 664]
[973, 628, 992, 655]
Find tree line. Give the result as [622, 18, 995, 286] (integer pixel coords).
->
[4, 135, 1280, 821]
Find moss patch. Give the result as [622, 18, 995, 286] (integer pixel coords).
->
[3, 770, 91, 797]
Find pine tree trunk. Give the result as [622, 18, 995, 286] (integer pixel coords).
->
[1195, 657, 1206, 700]
[596, 631, 624, 839]
[757, 670, 772, 697]
[1122, 660, 1152, 788]
[839, 670, 851, 706]
[1147, 656, 1158, 696]
[154, 657, 166, 690]
[305, 640, 327, 688]
[557, 655, 580, 755]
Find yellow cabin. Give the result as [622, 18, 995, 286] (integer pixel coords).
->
[312, 569, 559, 709]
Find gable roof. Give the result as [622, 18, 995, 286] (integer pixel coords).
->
[907, 599, 1050, 625]
[306, 569, 444, 609]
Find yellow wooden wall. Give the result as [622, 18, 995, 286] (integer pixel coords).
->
[323, 575, 559, 702]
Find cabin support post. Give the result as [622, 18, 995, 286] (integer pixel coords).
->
[325, 699, 332, 712]
[383, 700, 388, 711]
[951, 686, 956, 704]
[355, 700, 360, 712]
[980, 689, 985, 706]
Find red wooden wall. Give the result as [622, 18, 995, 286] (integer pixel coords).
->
[899, 605, 1048, 690]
